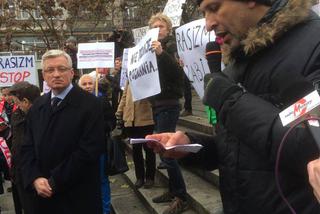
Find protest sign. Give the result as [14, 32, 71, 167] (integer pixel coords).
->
[132, 26, 150, 45]
[120, 48, 129, 90]
[77, 42, 115, 69]
[175, 18, 216, 98]
[0, 55, 38, 87]
[127, 28, 160, 101]
[312, 2, 320, 15]
[163, 0, 186, 27]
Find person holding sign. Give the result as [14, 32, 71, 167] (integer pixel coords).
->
[20, 50, 105, 214]
[147, 0, 320, 213]
[148, 13, 188, 214]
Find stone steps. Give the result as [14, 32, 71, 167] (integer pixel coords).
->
[111, 142, 223, 214]
[110, 174, 149, 214]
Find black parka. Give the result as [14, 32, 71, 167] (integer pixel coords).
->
[188, 0, 320, 213]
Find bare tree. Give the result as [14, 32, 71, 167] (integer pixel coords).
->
[0, 0, 114, 50]
[0, 0, 202, 51]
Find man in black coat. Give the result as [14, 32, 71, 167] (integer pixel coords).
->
[147, 0, 320, 213]
[20, 50, 105, 214]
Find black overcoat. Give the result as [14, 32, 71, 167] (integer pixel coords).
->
[21, 85, 104, 214]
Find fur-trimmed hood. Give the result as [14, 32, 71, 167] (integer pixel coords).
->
[223, 0, 313, 63]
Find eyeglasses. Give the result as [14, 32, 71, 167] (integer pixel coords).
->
[44, 66, 71, 74]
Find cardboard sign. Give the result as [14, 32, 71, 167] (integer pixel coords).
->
[77, 43, 115, 69]
[163, 0, 186, 27]
[312, 3, 320, 15]
[127, 28, 161, 101]
[120, 49, 129, 90]
[0, 55, 38, 87]
[132, 26, 150, 45]
[175, 19, 216, 98]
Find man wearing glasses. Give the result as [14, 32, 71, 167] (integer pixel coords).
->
[20, 50, 105, 214]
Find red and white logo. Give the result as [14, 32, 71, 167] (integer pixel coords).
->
[293, 98, 308, 117]
[280, 91, 320, 127]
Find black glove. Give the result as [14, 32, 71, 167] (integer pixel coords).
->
[203, 72, 243, 113]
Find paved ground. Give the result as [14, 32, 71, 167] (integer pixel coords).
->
[0, 180, 14, 214]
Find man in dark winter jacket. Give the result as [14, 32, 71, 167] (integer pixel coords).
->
[147, 0, 320, 213]
[148, 13, 188, 214]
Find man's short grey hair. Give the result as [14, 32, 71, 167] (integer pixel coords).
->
[41, 49, 73, 70]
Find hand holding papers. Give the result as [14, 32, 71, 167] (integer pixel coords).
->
[130, 138, 203, 153]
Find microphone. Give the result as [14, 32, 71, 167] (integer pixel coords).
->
[205, 41, 222, 73]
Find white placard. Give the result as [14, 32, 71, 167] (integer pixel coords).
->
[312, 3, 320, 15]
[132, 26, 150, 45]
[0, 55, 38, 87]
[163, 0, 186, 27]
[127, 28, 161, 101]
[77, 42, 115, 69]
[120, 48, 129, 90]
[175, 19, 216, 98]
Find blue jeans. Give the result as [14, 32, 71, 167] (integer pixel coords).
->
[100, 154, 110, 214]
[153, 105, 187, 200]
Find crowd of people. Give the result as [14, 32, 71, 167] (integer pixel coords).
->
[0, 0, 320, 214]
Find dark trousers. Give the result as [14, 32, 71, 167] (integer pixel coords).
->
[125, 125, 155, 181]
[14, 179, 37, 214]
[12, 183, 22, 214]
[183, 74, 192, 111]
[153, 105, 187, 200]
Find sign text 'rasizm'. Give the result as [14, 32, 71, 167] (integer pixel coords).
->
[0, 55, 38, 87]
[175, 18, 216, 99]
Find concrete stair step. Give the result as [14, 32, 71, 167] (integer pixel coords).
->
[110, 174, 149, 214]
[124, 145, 223, 214]
[0, 193, 14, 213]
[123, 161, 198, 214]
